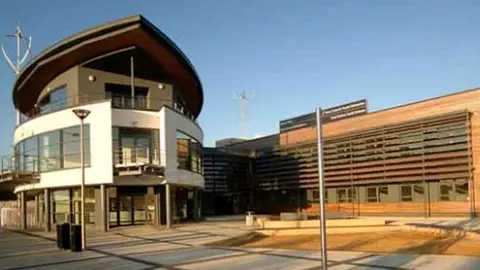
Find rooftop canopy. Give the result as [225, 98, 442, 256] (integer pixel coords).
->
[12, 14, 203, 118]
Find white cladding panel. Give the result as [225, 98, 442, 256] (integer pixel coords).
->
[111, 109, 159, 128]
[14, 101, 113, 192]
[160, 107, 204, 188]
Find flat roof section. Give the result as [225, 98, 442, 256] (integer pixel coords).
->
[12, 14, 204, 118]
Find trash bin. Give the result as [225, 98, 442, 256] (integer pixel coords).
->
[56, 223, 71, 250]
[70, 224, 83, 252]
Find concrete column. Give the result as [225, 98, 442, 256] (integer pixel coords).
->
[166, 183, 172, 228]
[44, 189, 51, 232]
[35, 195, 40, 225]
[193, 189, 199, 221]
[100, 184, 107, 232]
[198, 190, 202, 220]
[105, 186, 110, 231]
[154, 191, 161, 227]
[94, 185, 108, 232]
[19, 192, 27, 229]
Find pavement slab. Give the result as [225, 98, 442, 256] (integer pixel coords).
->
[1, 222, 480, 270]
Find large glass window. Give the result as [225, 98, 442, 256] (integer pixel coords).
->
[39, 86, 67, 114]
[176, 131, 203, 174]
[51, 189, 70, 224]
[62, 125, 90, 168]
[39, 131, 61, 171]
[72, 187, 95, 224]
[23, 137, 38, 172]
[15, 124, 91, 173]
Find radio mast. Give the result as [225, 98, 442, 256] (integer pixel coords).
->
[1, 23, 33, 124]
[233, 90, 254, 139]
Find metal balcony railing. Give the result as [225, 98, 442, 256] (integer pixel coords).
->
[0, 154, 40, 183]
[113, 146, 160, 167]
[20, 93, 198, 124]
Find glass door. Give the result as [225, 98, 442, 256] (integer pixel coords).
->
[119, 196, 133, 226]
[132, 195, 146, 225]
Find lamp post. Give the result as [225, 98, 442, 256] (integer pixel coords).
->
[72, 108, 90, 251]
[316, 107, 328, 270]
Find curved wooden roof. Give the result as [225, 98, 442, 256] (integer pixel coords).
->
[13, 14, 204, 117]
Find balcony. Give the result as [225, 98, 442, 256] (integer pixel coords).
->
[113, 146, 164, 176]
[20, 93, 197, 124]
[0, 154, 40, 184]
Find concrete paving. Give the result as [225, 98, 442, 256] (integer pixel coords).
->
[1, 222, 479, 270]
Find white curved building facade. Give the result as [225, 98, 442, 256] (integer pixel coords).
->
[1, 15, 205, 231]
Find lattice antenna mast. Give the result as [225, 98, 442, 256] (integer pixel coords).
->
[233, 91, 254, 139]
[1, 23, 33, 124]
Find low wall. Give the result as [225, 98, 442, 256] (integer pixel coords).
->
[256, 218, 386, 229]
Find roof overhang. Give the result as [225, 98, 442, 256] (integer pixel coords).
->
[13, 14, 203, 118]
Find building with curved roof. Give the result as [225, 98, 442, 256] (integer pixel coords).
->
[1, 15, 204, 230]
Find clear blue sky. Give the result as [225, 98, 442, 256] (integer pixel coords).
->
[1, 1, 480, 153]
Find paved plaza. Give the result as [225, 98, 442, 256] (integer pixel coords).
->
[1, 222, 480, 270]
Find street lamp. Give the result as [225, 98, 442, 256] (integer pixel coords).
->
[72, 108, 90, 251]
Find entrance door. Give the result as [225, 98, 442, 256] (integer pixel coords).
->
[132, 195, 146, 225]
[119, 196, 133, 226]
[110, 195, 147, 227]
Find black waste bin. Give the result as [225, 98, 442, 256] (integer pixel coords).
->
[56, 223, 71, 250]
[70, 224, 83, 252]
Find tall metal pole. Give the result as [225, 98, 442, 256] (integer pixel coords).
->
[14, 27, 21, 125]
[316, 107, 328, 270]
[80, 118, 86, 250]
[166, 183, 172, 228]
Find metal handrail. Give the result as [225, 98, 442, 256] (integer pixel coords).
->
[0, 153, 40, 180]
[113, 146, 161, 167]
[20, 93, 198, 123]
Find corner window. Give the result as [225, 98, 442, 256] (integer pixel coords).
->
[14, 124, 91, 173]
[176, 131, 203, 174]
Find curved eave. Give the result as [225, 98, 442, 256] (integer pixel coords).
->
[13, 14, 203, 118]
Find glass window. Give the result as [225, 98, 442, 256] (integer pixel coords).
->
[367, 187, 378, 202]
[24, 137, 39, 172]
[337, 187, 354, 203]
[455, 179, 468, 201]
[62, 125, 90, 168]
[379, 186, 388, 202]
[14, 142, 24, 172]
[39, 131, 61, 171]
[176, 131, 203, 174]
[440, 181, 453, 201]
[151, 129, 160, 165]
[15, 124, 90, 173]
[401, 185, 412, 202]
[52, 189, 70, 224]
[39, 86, 67, 114]
[72, 187, 95, 224]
